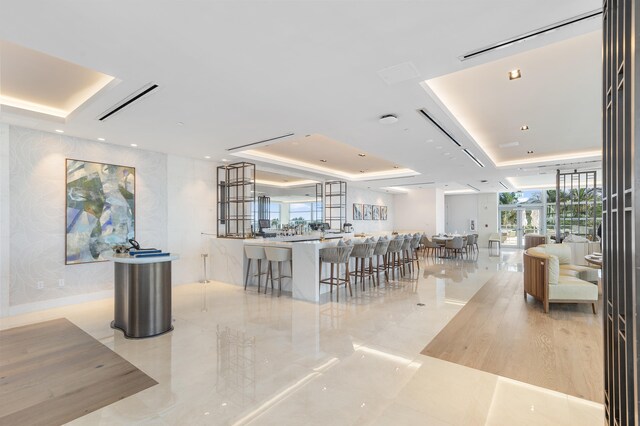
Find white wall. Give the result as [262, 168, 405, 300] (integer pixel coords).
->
[0, 125, 217, 315]
[347, 186, 394, 234]
[0, 124, 10, 316]
[393, 188, 445, 235]
[167, 156, 217, 284]
[445, 193, 498, 247]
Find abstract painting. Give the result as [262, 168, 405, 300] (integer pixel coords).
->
[372, 205, 380, 220]
[363, 204, 372, 220]
[353, 203, 363, 220]
[380, 206, 388, 221]
[66, 159, 135, 264]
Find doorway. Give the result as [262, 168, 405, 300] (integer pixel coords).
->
[499, 207, 543, 248]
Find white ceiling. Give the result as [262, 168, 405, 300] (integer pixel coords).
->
[0, 0, 602, 192]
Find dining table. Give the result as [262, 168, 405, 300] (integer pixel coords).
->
[432, 235, 468, 259]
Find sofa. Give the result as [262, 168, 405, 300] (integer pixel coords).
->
[523, 243, 599, 314]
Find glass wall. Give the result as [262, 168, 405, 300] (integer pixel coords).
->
[499, 188, 602, 241]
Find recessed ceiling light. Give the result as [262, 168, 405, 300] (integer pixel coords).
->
[481, 179, 488, 183]
[320, 159, 327, 163]
[358, 153, 366, 157]
[130, 143, 138, 147]
[222, 158, 229, 162]
[527, 150, 534, 154]
[521, 125, 529, 131]
[379, 114, 398, 124]
[508, 69, 521, 80]
[204, 156, 211, 159]
[393, 166, 399, 169]
[55, 129, 64, 133]
[97, 137, 105, 141]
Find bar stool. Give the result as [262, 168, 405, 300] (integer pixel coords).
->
[372, 238, 390, 284]
[244, 246, 266, 291]
[401, 236, 413, 275]
[264, 246, 292, 297]
[409, 234, 421, 271]
[385, 237, 404, 280]
[319, 244, 354, 301]
[349, 241, 377, 290]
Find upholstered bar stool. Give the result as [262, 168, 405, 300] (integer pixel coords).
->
[385, 237, 404, 280]
[244, 246, 266, 291]
[319, 244, 354, 301]
[372, 238, 390, 284]
[409, 234, 421, 271]
[264, 246, 293, 297]
[401, 235, 413, 275]
[349, 241, 377, 290]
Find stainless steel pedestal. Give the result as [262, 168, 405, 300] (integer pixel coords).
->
[111, 261, 173, 339]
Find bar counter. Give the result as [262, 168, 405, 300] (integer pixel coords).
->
[210, 233, 354, 302]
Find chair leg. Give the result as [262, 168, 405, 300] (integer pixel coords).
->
[278, 261, 282, 297]
[331, 263, 335, 297]
[244, 258, 252, 290]
[592, 302, 597, 315]
[361, 258, 365, 291]
[347, 262, 353, 296]
[383, 255, 389, 282]
[319, 259, 322, 293]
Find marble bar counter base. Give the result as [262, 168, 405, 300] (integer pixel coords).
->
[210, 233, 376, 303]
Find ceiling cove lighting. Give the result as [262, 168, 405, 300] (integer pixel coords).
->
[499, 181, 509, 190]
[459, 8, 603, 61]
[417, 109, 462, 147]
[508, 69, 521, 80]
[462, 148, 485, 168]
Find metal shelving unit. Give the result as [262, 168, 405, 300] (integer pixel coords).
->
[217, 162, 255, 238]
[314, 183, 323, 223]
[324, 180, 346, 230]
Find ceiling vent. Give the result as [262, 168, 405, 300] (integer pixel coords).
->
[97, 83, 159, 121]
[362, 175, 420, 183]
[499, 181, 509, 190]
[462, 149, 485, 168]
[467, 184, 481, 192]
[417, 109, 461, 147]
[226, 133, 294, 152]
[460, 9, 602, 61]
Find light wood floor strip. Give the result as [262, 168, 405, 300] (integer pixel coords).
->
[422, 271, 603, 403]
[0, 318, 157, 425]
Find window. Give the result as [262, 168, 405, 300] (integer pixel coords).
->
[269, 203, 281, 228]
[289, 202, 312, 224]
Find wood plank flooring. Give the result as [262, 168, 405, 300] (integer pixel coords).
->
[422, 271, 603, 403]
[0, 318, 157, 425]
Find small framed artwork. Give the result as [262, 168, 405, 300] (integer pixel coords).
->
[469, 219, 476, 231]
[372, 205, 380, 220]
[363, 204, 373, 220]
[380, 206, 388, 221]
[353, 203, 363, 220]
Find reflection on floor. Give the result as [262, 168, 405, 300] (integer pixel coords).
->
[0, 318, 157, 425]
[0, 249, 603, 425]
[422, 271, 603, 403]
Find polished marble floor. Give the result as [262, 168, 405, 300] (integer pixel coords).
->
[0, 249, 604, 425]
